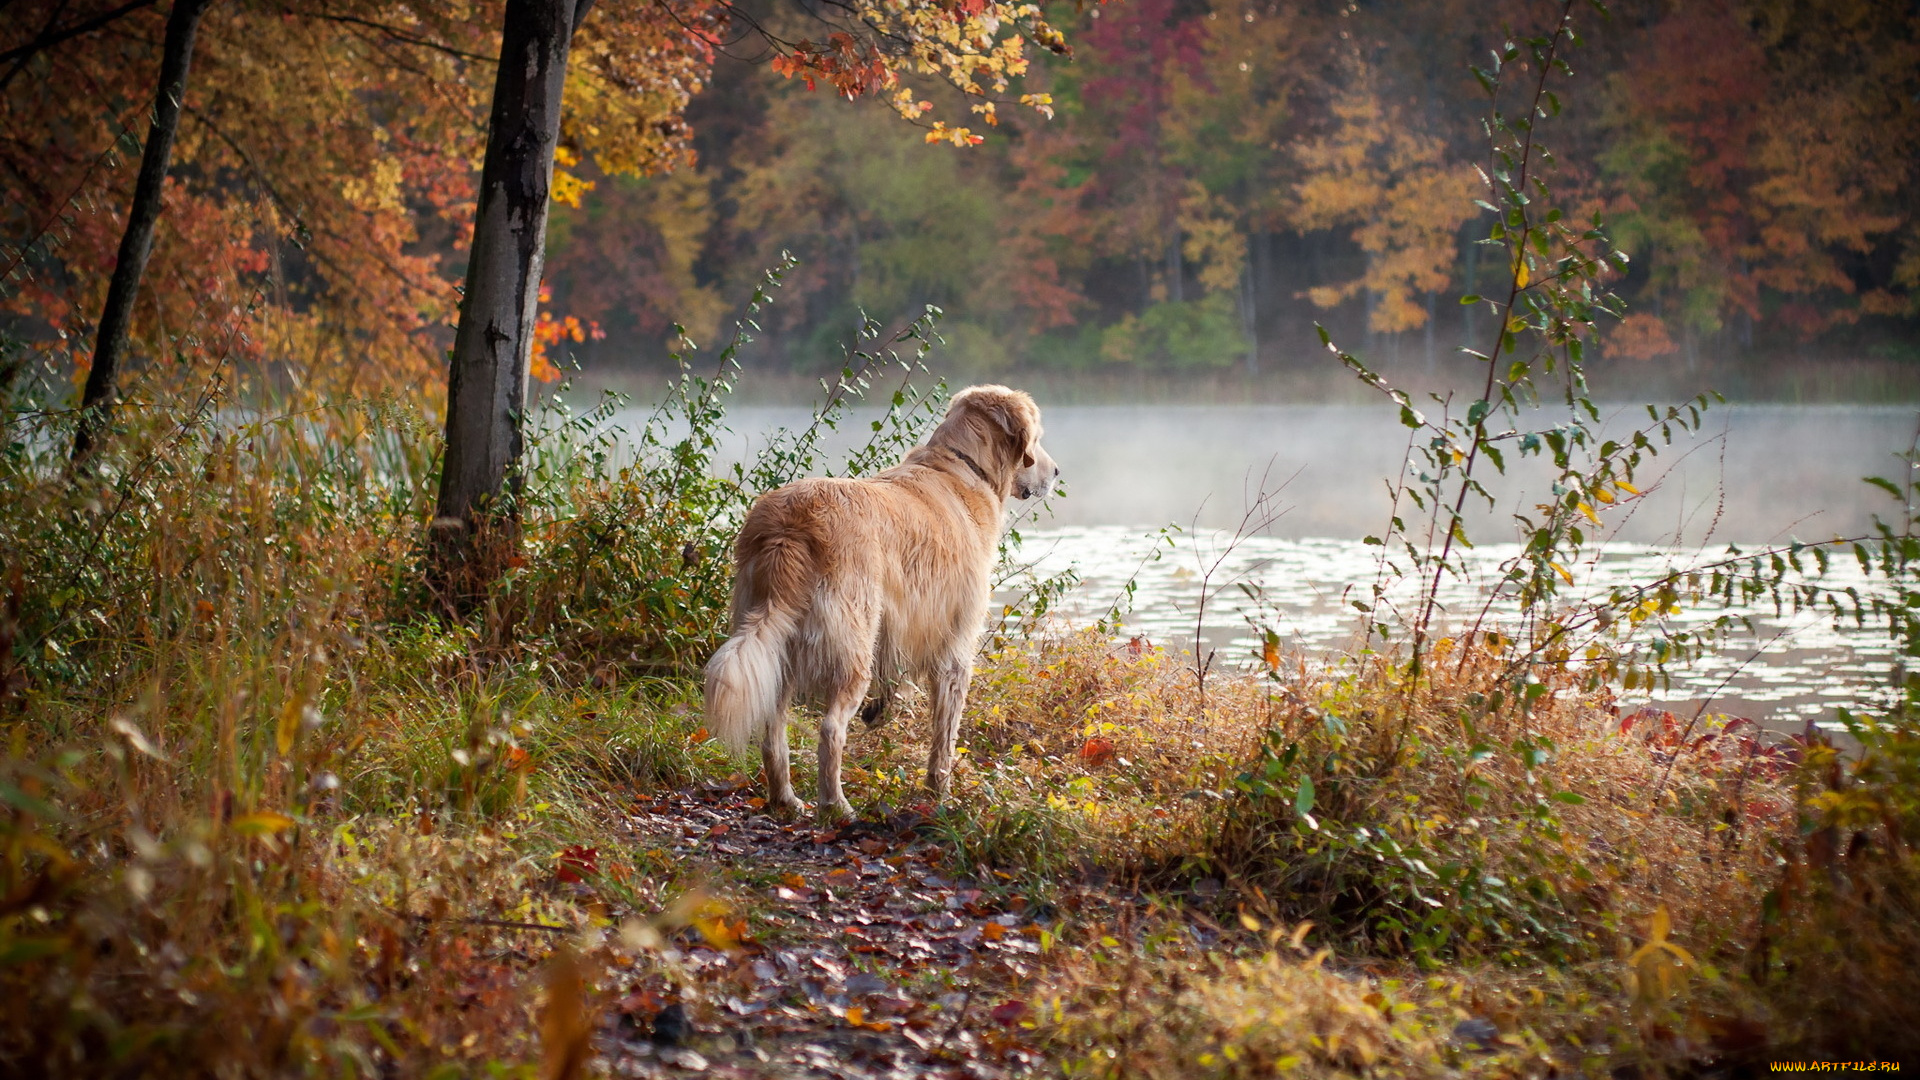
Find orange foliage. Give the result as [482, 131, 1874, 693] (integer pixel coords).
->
[1608, 313, 1679, 362]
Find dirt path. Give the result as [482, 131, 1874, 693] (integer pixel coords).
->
[597, 778, 1073, 1079]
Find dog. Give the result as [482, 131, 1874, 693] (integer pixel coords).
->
[703, 385, 1058, 823]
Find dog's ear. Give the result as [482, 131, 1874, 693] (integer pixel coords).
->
[979, 400, 1036, 462]
[981, 399, 1020, 440]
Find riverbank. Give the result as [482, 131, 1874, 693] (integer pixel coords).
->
[4, 389, 1914, 1074]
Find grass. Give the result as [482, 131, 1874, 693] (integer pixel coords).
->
[3, 381, 1916, 1075]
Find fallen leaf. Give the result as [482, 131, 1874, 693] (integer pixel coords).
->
[554, 845, 599, 884]
[1078, 737, 1116, 766]
[990, 1001, 1028, 1027]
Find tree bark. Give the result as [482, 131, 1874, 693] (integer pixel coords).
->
[70, 0, 211, 467]
[1240, 241, 1259, 376]
[431, 0, 592, 604]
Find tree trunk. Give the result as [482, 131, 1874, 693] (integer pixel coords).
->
[432, 0, 593, 602]
[1240, 246, 1259, 376]
[1423, 290, 1436, 373]
[1164, 218, 1184, 304]
[71, 0, 211, 467]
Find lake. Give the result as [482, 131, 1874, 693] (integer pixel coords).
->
[611, 400, 1920, 732]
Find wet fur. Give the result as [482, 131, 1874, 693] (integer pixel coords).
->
[702, 386, 1057, 822]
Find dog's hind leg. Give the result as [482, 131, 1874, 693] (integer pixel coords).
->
[760, 693, 804, 819]
[816, 680, 863, 825]
[925, 650, 974, 804]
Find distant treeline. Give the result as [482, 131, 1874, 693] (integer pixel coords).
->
[4, 1, 1914, 393]
[546, 0, 1920, 377]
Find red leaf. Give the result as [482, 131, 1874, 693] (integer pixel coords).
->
[990, 1000, 1028, 1026]
[1079, 737, 1116, 766]
[554, 845, 599, 884]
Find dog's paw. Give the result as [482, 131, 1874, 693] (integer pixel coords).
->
[766, 795, 807, 821]
[816, 799, 856, 827]
[858, 698, 892, 730]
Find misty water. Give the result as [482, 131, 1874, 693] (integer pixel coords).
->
[611, 401, 1920, 733]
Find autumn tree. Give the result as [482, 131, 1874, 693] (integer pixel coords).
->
[2, 3, 510, 410]
[1291, 59, 1475, 363]
[1598, 0, 1920, 362]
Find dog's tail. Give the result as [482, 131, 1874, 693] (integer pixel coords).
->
[703, 536, 808, 756]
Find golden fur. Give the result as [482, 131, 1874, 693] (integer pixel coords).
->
[703, 386, 1058, 822]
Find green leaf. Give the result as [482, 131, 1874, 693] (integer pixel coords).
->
[1459, 293, 1482, 305]
[1865, 476, 1904, 500]
[1294, 775, 1316, 816]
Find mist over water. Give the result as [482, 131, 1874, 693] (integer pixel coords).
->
[1030, 403, 1916, 544]
[618, 401, 1916, 543]
[612, 400, 1920, 732]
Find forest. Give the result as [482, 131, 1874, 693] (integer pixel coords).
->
[7, 0, 1917, 392]
[561, 0, 1920, 382]
[4, 0, 1920, 1077]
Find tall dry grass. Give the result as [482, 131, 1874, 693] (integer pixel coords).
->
[845, 630, 1805, 1072]
[0, 388, 726, 1075]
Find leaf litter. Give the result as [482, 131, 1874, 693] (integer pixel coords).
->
[599, 775, 1081, 1079]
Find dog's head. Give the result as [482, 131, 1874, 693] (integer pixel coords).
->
[932, 385, 1058, 501]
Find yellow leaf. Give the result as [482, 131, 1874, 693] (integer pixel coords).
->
[1616, 480, 1641, 496]
[1239, 912, 1263, 933]
[1648, 903, 1670, 943]
[232, 811, 296, 836]
[551, 168, 595, 209]
[1577, 501, 1601, 525]
[693, 914, 739, 949]
[1592, 487, 1615, 504]
[1551, 562, 1574, 585]
[1514, 254, 1531, 289]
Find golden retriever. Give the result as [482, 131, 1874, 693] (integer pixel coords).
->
[703, 385, 1058, 823]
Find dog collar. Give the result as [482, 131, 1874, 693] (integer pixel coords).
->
[946, 446, 997, 489]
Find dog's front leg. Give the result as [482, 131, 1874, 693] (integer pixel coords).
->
[761, 710, 804, 818]
[925, 653, 973, 803]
